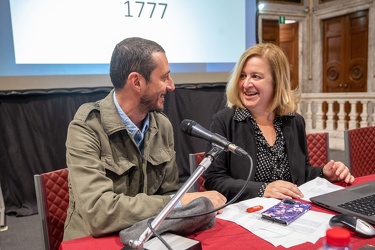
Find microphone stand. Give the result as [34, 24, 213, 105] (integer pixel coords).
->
[126, 146, 224, 250]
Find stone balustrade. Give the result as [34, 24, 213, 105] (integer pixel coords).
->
[299, 92, 375, 150]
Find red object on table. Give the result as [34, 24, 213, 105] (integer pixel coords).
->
[246, 205, 263, 213]
[59, 174, 375, 250]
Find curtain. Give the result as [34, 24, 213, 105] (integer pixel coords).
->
[0, 83, 226, 216]
[163, 83, 227, 184]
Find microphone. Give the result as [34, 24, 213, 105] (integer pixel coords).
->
[180, 119, 248, 157]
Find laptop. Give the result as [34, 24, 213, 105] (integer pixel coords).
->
[310, 180, 375, 225]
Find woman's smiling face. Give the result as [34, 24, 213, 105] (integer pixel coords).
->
[238, 56, 274, 115]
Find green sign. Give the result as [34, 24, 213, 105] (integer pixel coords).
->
[279, 16, 286, 24]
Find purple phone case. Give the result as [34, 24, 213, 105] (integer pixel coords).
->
[261, 198, 311, 225]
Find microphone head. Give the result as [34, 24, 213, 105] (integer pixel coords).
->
[180, 119, 196, 135]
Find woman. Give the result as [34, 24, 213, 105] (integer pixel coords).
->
[204, 43, 354, 202]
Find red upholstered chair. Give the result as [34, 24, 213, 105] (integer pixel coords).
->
[189, 152, 207, 192]
[306, 132, 330, 166]
[34, 168, 69, 250]
[344, 126, 375, 177]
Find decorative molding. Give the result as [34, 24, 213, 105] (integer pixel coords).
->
[313, 0, 373, 18]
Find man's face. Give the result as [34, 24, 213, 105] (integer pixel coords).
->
[139, 52, 175, 113]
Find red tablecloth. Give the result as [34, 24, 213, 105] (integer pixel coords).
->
[60, 174, 375, 250]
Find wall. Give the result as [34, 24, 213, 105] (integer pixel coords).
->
[2, 0, 374, 93]
[259, 0, 375, 93]
[311, 0, 375, 93]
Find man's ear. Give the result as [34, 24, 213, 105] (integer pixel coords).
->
[128, 72, 142, 92]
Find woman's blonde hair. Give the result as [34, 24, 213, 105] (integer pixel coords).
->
[226, 43, 300, 115]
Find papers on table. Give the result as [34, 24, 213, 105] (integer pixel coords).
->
[298, 177, 344, 202]
[217, 197, 332, 248]
[216, 177, 341, 248]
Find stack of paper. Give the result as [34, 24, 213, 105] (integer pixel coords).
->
[216, 177, 341, 248]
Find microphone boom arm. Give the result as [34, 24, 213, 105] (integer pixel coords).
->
[127, 146, 224, 249]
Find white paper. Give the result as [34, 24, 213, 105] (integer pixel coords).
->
[217, 196, 333, 248]
[298, 177, 344, 202]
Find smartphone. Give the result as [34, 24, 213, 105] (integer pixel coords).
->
[261, 198, 311, 225]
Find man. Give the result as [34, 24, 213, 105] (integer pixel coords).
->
[63, 37, 226, 241]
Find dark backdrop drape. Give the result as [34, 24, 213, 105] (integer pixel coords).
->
[164, 83, 227, 184]
[0, 83, 226, 216]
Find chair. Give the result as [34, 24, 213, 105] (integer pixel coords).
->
[306, 132, 330, 166]
[0, 184, 7, 231]
[189, 152, 207, 192]
[344, 126, 375, 177]
[34, 168, 69, 250]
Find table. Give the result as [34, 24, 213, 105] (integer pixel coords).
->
[60, 174, 375, 250]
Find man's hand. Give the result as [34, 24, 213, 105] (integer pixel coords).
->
[181, 191, 227, 214]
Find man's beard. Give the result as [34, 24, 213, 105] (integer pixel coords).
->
[139, 93, 164, 113]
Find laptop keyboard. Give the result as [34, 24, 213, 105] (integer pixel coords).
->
[338, 194, 375, 217]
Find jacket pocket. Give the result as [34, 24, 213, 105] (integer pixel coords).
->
[146, 147, 175, 193]
[147, 147, 173, 166]
[102, 156, 134, 176]
[102, 156, 139, 195]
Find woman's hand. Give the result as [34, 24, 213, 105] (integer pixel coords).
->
[322, 160, 355, 184]
[263, 180, 303, 199]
